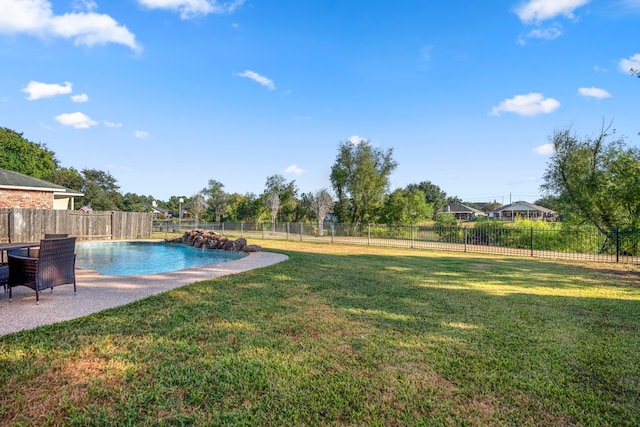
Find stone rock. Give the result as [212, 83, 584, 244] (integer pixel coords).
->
[166, 229, 261, 253]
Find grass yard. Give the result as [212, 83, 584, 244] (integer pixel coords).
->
[1, 240, 639, 426]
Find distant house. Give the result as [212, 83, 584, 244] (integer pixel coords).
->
[151, 206, 172, 219]
[0, 168, 83, 210]
[441, 204, 487, 220]
[489, 201, 556, 220]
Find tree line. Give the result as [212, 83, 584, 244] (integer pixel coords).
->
[0, 129, 463, 225]
[3, 122, 640, 239]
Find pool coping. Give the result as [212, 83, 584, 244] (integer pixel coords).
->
[0, 250, 288, 336]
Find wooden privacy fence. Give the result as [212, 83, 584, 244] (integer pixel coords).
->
[0, 208, 153, 243]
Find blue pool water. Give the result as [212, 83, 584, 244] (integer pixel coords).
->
[75, 242, 247, 276]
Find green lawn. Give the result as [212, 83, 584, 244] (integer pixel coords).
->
[1, 241, 639, 426]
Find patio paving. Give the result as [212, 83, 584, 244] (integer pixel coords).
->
[0, 251, 288, 336]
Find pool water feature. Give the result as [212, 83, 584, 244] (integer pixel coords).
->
[75, 242, 247, 276]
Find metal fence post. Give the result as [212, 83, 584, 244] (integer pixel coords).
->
[616, 227, 619, 263]
[300, 223, 303, 241]
[287, 222, 290, 240]
[368, 224, 371, 245]
[411, 225, 414, 249]
[531, 227, 534, 257]
[331, 224, 335, 243]
[241, 221, 244, 237]
[464, 227, 467, 252]
[262, 222, 264, 239]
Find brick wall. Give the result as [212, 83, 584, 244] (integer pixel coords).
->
[0, 189, 53, 209]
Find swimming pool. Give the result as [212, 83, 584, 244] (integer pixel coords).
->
[75, 242, 247, 276]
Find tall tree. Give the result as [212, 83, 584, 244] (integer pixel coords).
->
[118, 193, 154, 212]
[330, 138, 398, 225]
[52, 167, 84, 192]
[266, 191, 280, 233]
[445, 196, 463, 206]
[533, 196, 559, 212]
[227, 193, 261, 222]
[309, 188, 334, 236]
[80, 169, 122, 211]
[202, 179, 229, 222]
[163, 195, 187, 219]
[263, 174, 298, 222]
[541, 123, 640, 240]
[0, 127, 58, 180]
[188, 193, 207, 226]
[382, 188, 432, 225]
[295, 192, 315, 223]
[406, 181, 448, 216]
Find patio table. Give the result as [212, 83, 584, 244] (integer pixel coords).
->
[0, 243, 40, 292]
[0, 242, 41, 263]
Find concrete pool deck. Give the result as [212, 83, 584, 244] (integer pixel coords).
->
[0, 251, 288, 336]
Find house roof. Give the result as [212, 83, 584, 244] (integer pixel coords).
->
[490, 201, 555, 214]
[152, 206, 171, 214]
[443, 203, 486, 215]
[0, 167, 83, 197]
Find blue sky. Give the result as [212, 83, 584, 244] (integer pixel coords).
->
[1, 0, 639, 204]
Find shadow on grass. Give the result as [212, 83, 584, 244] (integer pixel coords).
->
[1, 247, 639, 425]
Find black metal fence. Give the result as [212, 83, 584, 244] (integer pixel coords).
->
[152, 220, 640, 264]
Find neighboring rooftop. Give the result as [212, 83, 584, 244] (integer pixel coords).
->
[490, 200, 555, 214]
[443, 203, 487, 216]
[0, 167, 82, 196]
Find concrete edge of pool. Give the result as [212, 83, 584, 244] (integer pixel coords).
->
[0, 250, 289, 336]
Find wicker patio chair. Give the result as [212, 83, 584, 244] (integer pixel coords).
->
[44, 233, 69, 239]
[0, 264, 8, 293]
[8, 237, 77, 304]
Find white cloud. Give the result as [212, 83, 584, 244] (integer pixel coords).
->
[71, 93, 89, 103]
[284, 164, 305, 175]
[534, 143, 554, 155]
[72, 0, 97, 12]
[347, 135, 366, 145]
[55, 112, 97, 128]
[578, 87, 612, 99]
[134, 130, 149, 139]
[236, 70, 276, 90]
[616, 0, 640, 10]
[0, 0, 140, 51]
[104, 120, 122, 128]
[23, 81, 72, 100]
[619, 53, 640, 74]
[515, 0, 590, 24]
[523, 23, 563, 41]
[593, 64, 607, 73]
[295, 115, 311, 120]
[490, 93, 560, 117]
[137, 0, 244, 19]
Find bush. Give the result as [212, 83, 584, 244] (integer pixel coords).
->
[434, 214, 463, 243]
